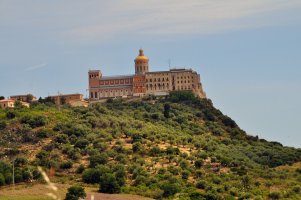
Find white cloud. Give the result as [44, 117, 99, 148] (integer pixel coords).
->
[25, 63, 47, 71]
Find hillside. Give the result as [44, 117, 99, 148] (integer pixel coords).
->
[0, 91, 301, 200]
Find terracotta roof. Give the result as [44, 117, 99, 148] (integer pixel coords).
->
[0, 99, 15, 103]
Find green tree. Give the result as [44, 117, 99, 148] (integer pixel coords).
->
[163, 103, 170, 118]
[99, 173, 121, 194]
[0, 121, 6, 130]
[89, 153, 108, 167]
[26, 94, 34, 102]
[195, 159, 204, 169]
[268, 192, 281, 200]
[160, 183, 180, 197]
[0, 173, 5, 186]
[65, 185, 86, 200]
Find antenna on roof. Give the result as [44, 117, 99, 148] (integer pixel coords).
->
[168, 59, 171, 70]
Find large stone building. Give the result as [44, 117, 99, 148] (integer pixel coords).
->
[48, 93, 86, 106]
[10, 94, 37, 102]
[88, 49, 206, 100]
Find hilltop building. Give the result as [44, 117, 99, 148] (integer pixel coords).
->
[48, 93, 88, 107]
[10, 94, 37, 102]
[88, 49, 206, 100]
[0, 99, 15, 109]
[0, 99, 30, 109]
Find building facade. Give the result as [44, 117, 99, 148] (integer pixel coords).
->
[0, 99, 15, 109]
[48, 93, 84, 105]
[89, 49, 206, 100]
[10, 94, 37, 102]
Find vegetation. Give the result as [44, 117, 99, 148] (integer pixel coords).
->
[65, 185, 86, 200]
[0, 91, 301, 199]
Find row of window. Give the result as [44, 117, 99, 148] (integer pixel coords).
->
[89, 74, 99, 79]
[136, 66, 147, 72]
[91, 89, 132, 99]
[176, 76, 193, 79]
[146, 77, 169, 82]
[177, 80, 191, 84]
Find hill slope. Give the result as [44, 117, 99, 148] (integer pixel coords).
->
[0, 91, 301, 199]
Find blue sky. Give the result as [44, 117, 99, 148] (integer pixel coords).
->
[0, 0, 301, 147]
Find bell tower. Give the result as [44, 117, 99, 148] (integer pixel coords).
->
[134, 49, 149, 74]
[88, 70, 102, 99]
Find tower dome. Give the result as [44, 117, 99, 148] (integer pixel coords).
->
[134, 49, 149, 74]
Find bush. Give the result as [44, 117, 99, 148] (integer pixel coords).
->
[76, 164, 85, 174]
[36, 129, 50, 138]
[292, 186, 301, 193]
[196, 180, 206, 189]
[14, 157, 28, 167]
[0, 121, 6, 130]
[89, 153, 108, 168]
[6, 111, 16, 119]
[268, 192, 281, 200]
[60, 161, 73, 169]
[74, 139, 89, 149]
[0, 173, 5, 186]
[20, 115, 47, 128]
[99, 173, 120, 194]
[65, 185, 86, 200]
[181, 170, 190, 180]
[195, 159, 203, 169]
[82, 168, 101, 184]
[82, 166, 110, 184]
[190, 192, 204, 200]
[160, 183, 180, 197]
[55, 134, 69, 144]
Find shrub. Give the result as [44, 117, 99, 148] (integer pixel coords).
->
[4, 173, 12, 184]
[82, 166, 110, 184]
[20, 115, 47, 128]
[189, 192, 204, 200]
[195, 159, 204, 169]
[163, 103, 170, 118]
[14, 157, 28, 167]
[181, 170, 190, 180]
[36, 150, 51, 168]
[0, 173, 5, 186]
[74, 139, 89, 149]
[60, 161, 73, 169]
[6, 111, 16, 119]
[0, 121, 6, 130]
[89, 153, 108, 168]
[82, 168, 102, 184]
[36, 129, 50, 138]
[160, 183, 180, 197]
[115, 168, 126, 187]
[99, 173, 120, 194]
[55, 134, 69, 144]
[292, 186, 301, 193]
[268, 192, 281, 200]
[196, 180, 206, 189]
[65, 185, 86, 200]
[76, 164, 85, 174]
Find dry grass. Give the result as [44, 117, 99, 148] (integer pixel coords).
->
[0, 183, 69, 200]
[0, 183, 153, 200]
